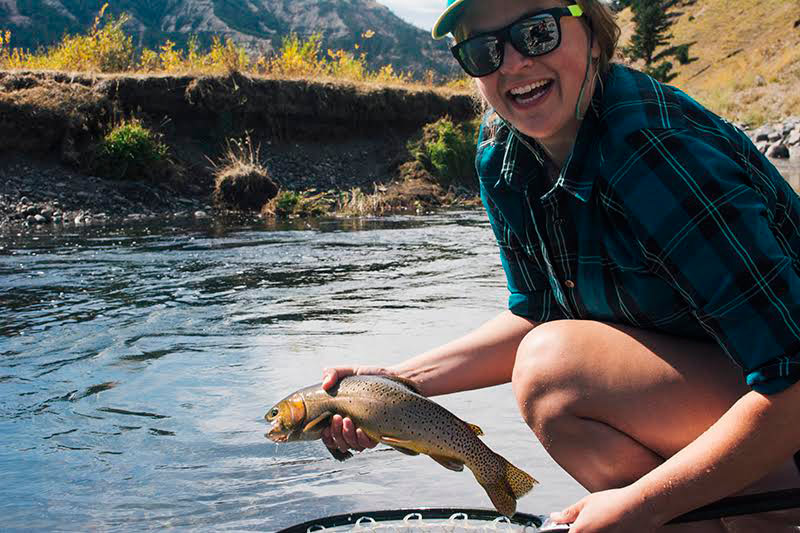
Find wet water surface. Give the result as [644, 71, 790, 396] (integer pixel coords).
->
[0, 213, 585, 532]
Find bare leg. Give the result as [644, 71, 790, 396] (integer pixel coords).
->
[511, 320, 800, 532]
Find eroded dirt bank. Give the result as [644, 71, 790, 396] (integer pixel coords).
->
[0, 70, 478, 230]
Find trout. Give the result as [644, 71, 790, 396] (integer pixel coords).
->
[265, 375, 537, 516]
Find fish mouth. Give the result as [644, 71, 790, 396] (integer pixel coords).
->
[266, 424, 289, 443]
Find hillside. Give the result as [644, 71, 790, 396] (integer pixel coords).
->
[617, 0, 800, 125]
[0, 0, 458, 79]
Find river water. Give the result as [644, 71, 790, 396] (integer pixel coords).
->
[0, 212, 586, 532]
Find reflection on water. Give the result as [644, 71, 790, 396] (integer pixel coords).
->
[0, 212, 585, 532]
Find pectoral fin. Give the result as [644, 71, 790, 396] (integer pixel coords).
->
[302, 412, 333, 433]
[430, 454, 465, 472]
[380, 436, 420, 456]
[326, 446, 353, 462]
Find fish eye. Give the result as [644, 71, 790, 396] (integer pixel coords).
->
[268, 407, 279, 419]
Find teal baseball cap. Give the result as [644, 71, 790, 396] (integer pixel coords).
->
[431, 0, 471, 39]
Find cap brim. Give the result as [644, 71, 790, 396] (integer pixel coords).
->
[431, 0, 470, 40]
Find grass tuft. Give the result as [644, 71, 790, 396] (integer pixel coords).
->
[211, 135, 277, 210]
[262, 189, 333, 218]
[335, 186, 392, 216]
[92, 119, 169, 181]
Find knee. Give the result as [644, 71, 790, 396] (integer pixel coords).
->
[511, 320, 586, 438]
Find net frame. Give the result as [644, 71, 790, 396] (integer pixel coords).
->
[276, 508, 546, 533]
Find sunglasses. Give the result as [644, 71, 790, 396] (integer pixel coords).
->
[450, 5, 584, 78]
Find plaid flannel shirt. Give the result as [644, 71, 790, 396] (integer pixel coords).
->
[477, 64, 800, 394]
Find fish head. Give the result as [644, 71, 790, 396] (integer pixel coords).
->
[265, 392, 307, 443]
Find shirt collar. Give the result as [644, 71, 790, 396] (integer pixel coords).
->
[555, 92, 603, 203]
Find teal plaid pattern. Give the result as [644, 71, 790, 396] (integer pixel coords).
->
[477, 65, 800, 394]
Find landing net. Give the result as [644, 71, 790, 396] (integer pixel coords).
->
[277, 508, 547, 533]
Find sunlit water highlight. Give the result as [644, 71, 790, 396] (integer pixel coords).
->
[0, 212, 586, 532]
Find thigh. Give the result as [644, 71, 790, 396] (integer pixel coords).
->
[517, 320, 750, 459]
[516, 319, 800, 527]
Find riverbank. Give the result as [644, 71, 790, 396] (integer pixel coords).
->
[0, 70, 480, 232]
[1, 71, 799, 233]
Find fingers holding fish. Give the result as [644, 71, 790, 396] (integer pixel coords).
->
[323, 414, 377, 452]
[321, 365, 394, 391]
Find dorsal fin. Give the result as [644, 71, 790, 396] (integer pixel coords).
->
[465, 422, 484, 436]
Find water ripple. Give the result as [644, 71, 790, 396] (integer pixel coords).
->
[0, 212, 585, 531]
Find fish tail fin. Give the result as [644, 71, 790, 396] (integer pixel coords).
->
[474, 454, 538, 517]
[500, 455, 538, 499]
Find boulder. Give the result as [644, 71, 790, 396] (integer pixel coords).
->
[753, 127, 771, 142]
[767, 143, 790, 159]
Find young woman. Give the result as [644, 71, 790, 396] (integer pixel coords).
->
[321, 1, 800, 531]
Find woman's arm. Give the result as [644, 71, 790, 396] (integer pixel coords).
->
[554, 380, 800, 532]
[321, 309, 538, 452]
[388, 309, 538, 397]
[639, 380, 800, 525]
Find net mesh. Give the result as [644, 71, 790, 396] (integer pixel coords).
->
[299, 512, 540, 532]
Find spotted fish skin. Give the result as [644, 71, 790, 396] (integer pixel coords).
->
[265, 375, 537, 516]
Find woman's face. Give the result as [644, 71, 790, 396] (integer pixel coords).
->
[458, 0, 598, 149]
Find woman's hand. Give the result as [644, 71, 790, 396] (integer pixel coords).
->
[549, 487, 660, 533]
[320, 366, 394, 454]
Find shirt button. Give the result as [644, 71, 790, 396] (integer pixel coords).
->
[564, 280, 576, 289]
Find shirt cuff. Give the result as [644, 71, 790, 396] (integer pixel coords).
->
[508, 291, 566, 322]
[745, 356, 800, 394]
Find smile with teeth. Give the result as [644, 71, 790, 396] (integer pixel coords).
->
[509, 79, 553, 102]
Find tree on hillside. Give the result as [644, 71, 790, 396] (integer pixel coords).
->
[625, 0, 672, 64]
[623, 0, 678, 82]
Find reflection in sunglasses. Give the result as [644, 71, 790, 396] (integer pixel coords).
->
[488, 41, 501, 66]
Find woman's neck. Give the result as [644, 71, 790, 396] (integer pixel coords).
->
[538, 65, 599, 168]
[539, 133, 578, 169]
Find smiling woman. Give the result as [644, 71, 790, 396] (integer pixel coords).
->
[323, 1, 800, 532]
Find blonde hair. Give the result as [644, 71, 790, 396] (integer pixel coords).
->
[574, 0, 620, 76]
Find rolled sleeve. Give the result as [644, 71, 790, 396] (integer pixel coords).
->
[614, 128, 800, 394]
[481, 183, 566, 322]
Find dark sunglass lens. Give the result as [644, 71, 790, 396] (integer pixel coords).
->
[511, 14, 559, 56]
[457, 37, 503, 76]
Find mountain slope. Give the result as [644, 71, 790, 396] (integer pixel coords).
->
[617, 0, 800, 124]
[0, 0, 460, 78]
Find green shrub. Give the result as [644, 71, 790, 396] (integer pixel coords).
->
[270, 32, 326, 77]
[410, 117, 478, 191]
[21, 6, 135, 72]
[94, 120, 169, 181]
